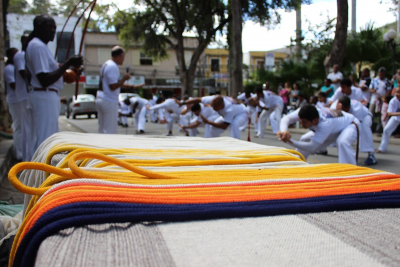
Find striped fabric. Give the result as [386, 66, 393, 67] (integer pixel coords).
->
[7, 133, 400, 266]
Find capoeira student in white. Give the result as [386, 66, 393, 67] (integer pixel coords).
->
[149, 97, 183, 136]
[24, 15, 82, 155]
[180, 95, 248, 139]
[13, 35, 31, 161]
[255, 87, 284, 137]
[329, 78, 367, 105]
[277, 104, 360, 165]
[376, 87, 400, 153]
[118, 98, 130, 127]
[333, 96, 377, 165]
[179, 103, 219, 137]
[4, 48, 23, 160]
[124, 96, 149, 133]
[237, 90, 258, 132]
[96, 46, 144, 134]
[148, 93, 158, 122]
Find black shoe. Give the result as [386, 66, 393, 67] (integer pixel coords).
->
[118, 121, 123, 126]
[139, 130, 145, 134]
[122, 124, 128, 128]
[316, 150, 328, 155]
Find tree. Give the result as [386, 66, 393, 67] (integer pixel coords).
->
[29, 0, 56, 15]
[323, 0, 348, 74]
[7, 0, 29, 14]
[0, 0, 10, 132]
[231, 0, 242, 97]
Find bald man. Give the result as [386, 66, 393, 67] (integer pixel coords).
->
[96, 46, 144, 134]
[179, 95, 248, 139]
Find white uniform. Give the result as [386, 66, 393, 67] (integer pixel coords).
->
[13, 51, 31, 161]
[4, 63, 22, 160]
[329, 86, 366, 103]
[188, 103, 219, 137]
[129, 96, 149, 132]
[331, 99, 374, 153]
[150, 98, 182, 133]
[118, 100, 130, 125]
[369, 77, 391, 108]
[26, 37, 62, 155]
[378, 97, 400, 152]
[289, 111, 359, 165]
[201, 96, 248, 139]
[237, 93, 258, 132]
[96, 60, 120, 134]
[148, 95, 158, 122]
[257, 92, 283, 136]
[327, 71, 343, 90]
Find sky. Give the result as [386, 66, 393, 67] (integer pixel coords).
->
[104, 0, 397, 53]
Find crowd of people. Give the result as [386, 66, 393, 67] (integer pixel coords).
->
[3, 15, 400, 167]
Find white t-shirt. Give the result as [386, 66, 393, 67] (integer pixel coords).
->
[129, 96, 149, 110]
[316, 100, 328, 109]
[201, 96, 247, 124]
[388, 97, 400, 121]
[149, 98, 182, 114]
[13, 51, 28, 102]
[26, 37, 63, 91]
[330, 86, 366, 103]
[259, 92, 283, 109]
[196, 104, 219, 122]
[310, 111, 355, 144]
[327, 71, 343, 90]
[330, 99, 370, 121]
[237, 93, 256, 105]
[369, 77, 391, 97]
[98, 59, 120, 103]
[4, 64, 17, 104]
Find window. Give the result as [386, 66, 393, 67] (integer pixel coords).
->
[256, 60, 265, 69]
[140, 53, 153, 65]
[211, 58, 220, 72]
[56, 32, 74, 64]
[98, 48, 110, 65]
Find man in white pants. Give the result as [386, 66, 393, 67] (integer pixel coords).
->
[180, 95, 248, 139]
[277, 104, 359, 165]
[13, 35, 31, 161]
[179, 103, 219, 137]
[4, 48, 23, 160]
[255, 87, 283, 137]
[376, 87, 400, 153]
[124, 96, 149, 133]
[149, 97, 183, 136]
[96, 46, 144, 134]
[333, 96, 377, 165]
[237, 90, 258, 132]
[25, 15, 82, 155]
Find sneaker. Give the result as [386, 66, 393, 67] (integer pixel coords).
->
[364, 154, 377, 165]
[139, 130, 145, 134]
[122, 124, 128, 128]
[165, 132, 173, 136]
[316, 150, 328, 155]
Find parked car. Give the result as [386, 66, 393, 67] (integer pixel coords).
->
[65, 94, 97, 119]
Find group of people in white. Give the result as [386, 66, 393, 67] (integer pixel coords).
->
[3, 15, 399, 167]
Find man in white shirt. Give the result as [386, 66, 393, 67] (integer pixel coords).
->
[149, 97, 183, 136]
[277, 104, 359, 165]
[255, 87, 283, 137]
[96, 46, 143, 134]
[333, 96, 377, 165]
[369, 67, 392, 113]
[13, 35, 31, 161]
[180, 95, 248, 139]
[327, 64, 343, 90]
[376, 87, 400, 153]
[124, 96, 149, 133]
[329, 78, 367, 104]
[180, 103, 220, 137]
[237, 90, 258, 132]
[24, 15, 83, 155]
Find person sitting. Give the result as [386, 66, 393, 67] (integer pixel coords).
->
[295, 93, 308, 109]
[319, 79, 335, 98]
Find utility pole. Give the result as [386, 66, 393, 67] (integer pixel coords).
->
[295, 4, 302, 57]
[351, 0, 356, 32]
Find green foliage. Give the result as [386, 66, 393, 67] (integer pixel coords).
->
[29, 0, 56, 15]
[7, 0, 30, 14]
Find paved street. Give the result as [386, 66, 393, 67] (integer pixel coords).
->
[59, 115, 400, 174]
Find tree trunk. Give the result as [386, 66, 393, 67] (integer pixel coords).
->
[231, 0, 242, 98]
[0, 0, 9, 132]
[323, 0, 348, 74]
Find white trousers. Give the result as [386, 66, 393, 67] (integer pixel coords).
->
[210, 113, 248, 139]
[134, 106, 148, 131]
[378, 117, 400, 152]
[257, 104, 283, 137]
[240, 106, 258, 132]
[8, 100, 30, 161]
[96, 98, 118, 134]
[359, 114, 374, 153]
[28, 91, 60, 157]
[165, 112, 179, 132]
[189, 114, 220, 138]
[298, 124, 358, 165]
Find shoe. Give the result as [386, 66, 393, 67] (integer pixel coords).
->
[165, 132, 173, 136]
[122, 124, 128, 128]
[364, 154, 377, 165]
[118, 121, 123, 126]
[316, 150, 328, 155]
[139, 130, 145, 134]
